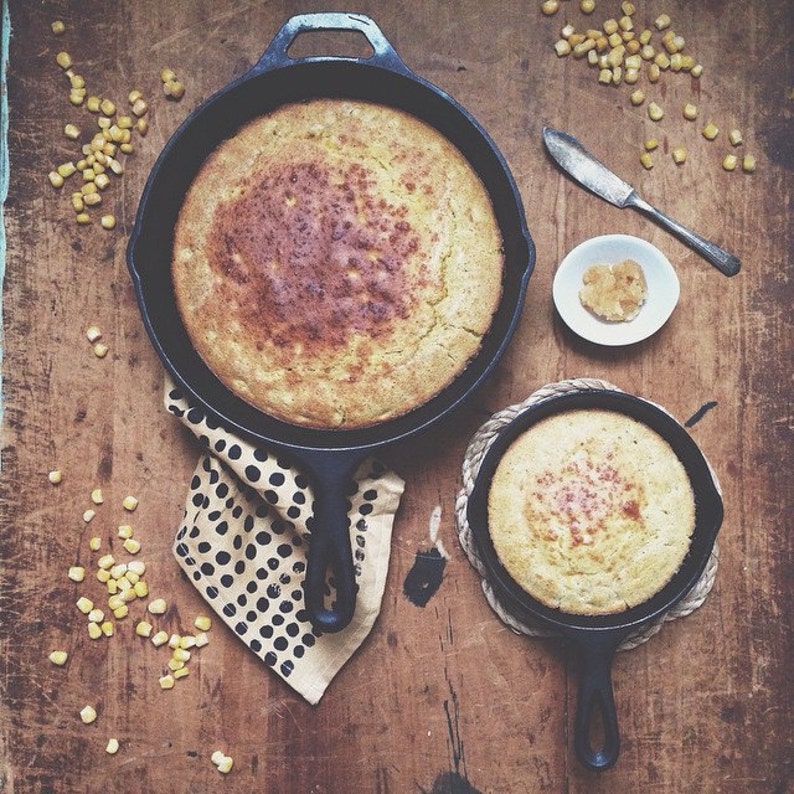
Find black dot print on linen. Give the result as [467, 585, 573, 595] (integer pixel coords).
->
[187, 407, 204, 425]
[253, 448, 268, 463]
[245, 465, 261, 482]
[227, 444, 242, 460]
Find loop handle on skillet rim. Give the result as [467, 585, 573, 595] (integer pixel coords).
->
[254, 12, 410, 76]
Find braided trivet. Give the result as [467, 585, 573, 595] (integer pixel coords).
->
[455, 378, 720, 651]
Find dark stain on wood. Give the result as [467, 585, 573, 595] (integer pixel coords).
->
[685, 401, 718, 427]
[403, 547, 446, 607]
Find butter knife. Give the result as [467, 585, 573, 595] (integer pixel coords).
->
[542, 126, 741, 277]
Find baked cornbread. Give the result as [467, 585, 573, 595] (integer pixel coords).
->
[487, 408, 696, 615]
[172, 98, 504, 429]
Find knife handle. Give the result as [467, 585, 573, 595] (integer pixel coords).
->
[630, 195, 741, 277]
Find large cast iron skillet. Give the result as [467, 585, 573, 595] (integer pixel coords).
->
[466, 389, 723, 770]
[127, 13, 535, 634]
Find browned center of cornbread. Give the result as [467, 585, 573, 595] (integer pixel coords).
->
[207, 160, 425, 351]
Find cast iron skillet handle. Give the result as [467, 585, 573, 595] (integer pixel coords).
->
[300, 449, 366, 634]
[572, 632, 623, 771]
[253, 12, 410, 75]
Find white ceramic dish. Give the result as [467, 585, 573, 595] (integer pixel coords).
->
[552, 234, 680, 346]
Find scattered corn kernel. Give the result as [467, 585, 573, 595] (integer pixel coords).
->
[48, 650, 68, 666]
[702, 122, 719, 140]
[580, 0, 595, 13]
[98, 554, 115, 570]
[729, 129, 743, 146]
[87, 608, 105, 623]
[654, 14, 671, 30]
[671, 147, 687, 164]
[194, 632, 210, 648]
[135, 620, 153, 638]
[648, 102, 664, 121]
[48, 171, 64, 188]
[83, 192, 102, 207]
[116, 524, 133, 540]
[93, 342, 109, 358]
[179, 635, 197, 649]
[148, 598, 168, 615]
[194, 615, 212, 631]
[211, 750, 226, 766]
[79, 705, 97, 724]
[128, 560, 146, 576]
[540, 0, 560, 14]
[172, 648, 191, 663]
[683, 103, 698, 120]
[167, 657, 185, 672]
[690, 63, 703, 78]
[629, 89, 644, 105]
[110, 563, 128, 579]
[722, 154, 738, 171]
[63, 123, 80, 140]
[97, 569, 111, 584]
[122, 495, 139, 512]
[85, 325, 102, 343]
[742, 154, 756, 173]
[159, 674, 175, 690]
[48, 469, 63, 484]
[163, 79, 185, 99]
[88, 622, 103, 639]
[112, 604, 129, 619]
[136, 118, 149, 136]
[75, 212, 91, 225]
[151, 631, 169, 647]
[554, 39, 572, 56]
[68, 566, 86, 582]
[100, 214, 117, 230]
[647, 62, 661, 82]
[89, 536, 102, 552]
[621, 1, 636, 14]
[100, 621, 114, 637]
[76, 596, 94, 614]
[644, 138, 659, 152]
[217, 756, 234, 774]
[123, 538, 142, 554]
[106, 738, 120, 755]
[94, 173, 111, 190]
[90, 488, 104, 505]
[133, 580, 149, 599]
[173, 666, 190, 680]
[598, 68, 612, 85]
[55, 51, 72, 69]
[51, 20, 66, 35]
[168, 634, 182, 649]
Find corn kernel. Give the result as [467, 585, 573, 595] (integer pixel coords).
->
[702, 122, 719, 140]
[173, 666, 190, 680]
[172, 648, 191, 663]
[75, 213, 91, 225]
[179, 635, 197, 649]
[729, 129, 743, 146]
[554, 39, 572, 56]
[742, 154, 756, 173]
[690, 63, 703, 78]
[598, 68, 612, 85]
[722, 154, 738, 171]
[79, 705, 97, 724]
[106, 738, 120, 755]
[107, 593, 125, 611]
[51, 20, 66, 35]
[148, 598, 168, 615]
[211, 750, 226, 766]
[671, 147, 687, 165]
[644, 138, 659, 151]
[88, 536, 101, 552]
[540, 0, 559, 14]
[168, 634, 182, 649]
[68, 566, 86, 582]
[151, 630, 169, 647]
[89, 488, 103, 505]
[83, 192, 102, 207]
[128, 89, 144, 104]
[97, 569, 111, 584]
[159, 674, 175, 690]
[128, 560, 146, 576]
[48, 650, 68, 666]
[621, 1, 636, 14]
[654, 14, 671, 30]
[55, 51, 72, 69]
[131, 98, 149, 117]
[629, 89, 644, 106]
[97, 554, 115, 570]
[647, 63, 661, 82]
[580, 0, 595, 13]
[94, 173, 111, 190]
[48, 171, 64, 188]
[112, 604, 129, 619]
[71, 193, 84, 212]
[121, 587, 138, 604]
[135, 620, 153, 638]
[683, 103, 698, 120]
[76, 596, 94, 614]
[194, 632, 210, 648]
[163, 80, 185, 99]
[110, 563, 128, 580]
[100, 621, 114, 637]
[648, 102, 664, 121]
[92, 342, 109, 358]
[122, 495, 139, 512]
[167, 657, 185, 672]
[85, 325, 102, 343]
[217, 756, 234, 774]
[136, 118, 149, 137]
[86, 96, 101, 113]
[194, 615, 212, 631]
[48, 469, 63, 484]
[123, 538, 142, 554]
[133, 580, 149, 599]
[88, 622, 102, 640]
[87, 608, 105, 623]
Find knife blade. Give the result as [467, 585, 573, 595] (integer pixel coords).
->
[542, 126, 741, 277]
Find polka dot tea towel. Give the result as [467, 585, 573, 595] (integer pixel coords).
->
[165, 378, 405, 705]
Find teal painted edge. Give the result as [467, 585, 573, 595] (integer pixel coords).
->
[0, 0, 9, 441]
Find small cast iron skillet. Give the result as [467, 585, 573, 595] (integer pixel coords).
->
[127, 13, 535, 634]
[466, 389, 723, 771]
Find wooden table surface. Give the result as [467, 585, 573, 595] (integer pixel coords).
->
[1, 1, 791, 792]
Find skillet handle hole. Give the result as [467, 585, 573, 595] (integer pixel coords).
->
[287, 30, 375, 61]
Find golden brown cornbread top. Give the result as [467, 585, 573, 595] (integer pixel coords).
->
[207, 158, 427, 352]
[172, 98, 504, 428]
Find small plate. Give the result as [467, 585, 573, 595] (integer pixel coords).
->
[552, 234, 680, 346]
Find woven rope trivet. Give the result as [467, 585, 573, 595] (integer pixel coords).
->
[455, 378, 720, 651]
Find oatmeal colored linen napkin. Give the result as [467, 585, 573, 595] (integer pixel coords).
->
[165, 378, 404, 705]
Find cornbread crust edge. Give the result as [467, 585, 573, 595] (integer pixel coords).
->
[487, 409, 696, 615]
[172, 99, 504, 429]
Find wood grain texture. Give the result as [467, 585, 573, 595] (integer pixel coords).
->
[1, 1, 791, 792]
